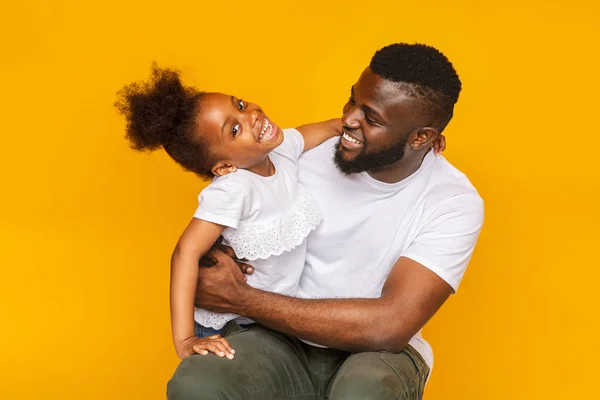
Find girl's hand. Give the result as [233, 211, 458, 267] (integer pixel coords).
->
[432, 134, 446, 155]
[176, 335, 235, 360]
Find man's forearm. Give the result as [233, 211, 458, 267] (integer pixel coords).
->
[196, 251, 451, 353]
[237, 287, 408, 352]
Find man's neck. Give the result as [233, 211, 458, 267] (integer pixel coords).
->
[366, 149, 430, 184]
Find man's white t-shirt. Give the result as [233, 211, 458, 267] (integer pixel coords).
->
[296, 132, 484, 370]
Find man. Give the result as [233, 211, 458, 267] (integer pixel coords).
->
[167, 43, 484, 399]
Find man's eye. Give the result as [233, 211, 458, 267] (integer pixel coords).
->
[348, 97, 355, 105]
[366, 117, 376, 125]
[238, 99, 245, 110]
[232, 123, 240, 136]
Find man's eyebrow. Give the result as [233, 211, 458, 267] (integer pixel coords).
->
[362, 104, 385, 122]
[351, 85, 386, 123]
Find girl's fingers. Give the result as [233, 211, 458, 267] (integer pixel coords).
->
[192, 345, 209, 355]
[219, 338, 235, 354]
[202, 343, 224, 356]
[191, 337, 235, 359]
[206, 334, 221, 339]
[205, 342, 234, 359]
[212, 341, 230, 357]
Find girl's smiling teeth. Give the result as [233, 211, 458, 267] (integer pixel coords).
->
[259, 118, 276, 142]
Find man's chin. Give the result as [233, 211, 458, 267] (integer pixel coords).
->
[337, 148, 356, 161]
[333, 149, 364, 175]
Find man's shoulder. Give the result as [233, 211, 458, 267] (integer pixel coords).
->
[426, 155, 481, 201]
[409, 155, 483, 220]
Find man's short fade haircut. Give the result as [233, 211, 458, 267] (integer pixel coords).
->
[370, 43, 461, 117]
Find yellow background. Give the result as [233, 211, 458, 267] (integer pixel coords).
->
[1, 0, 598, 399]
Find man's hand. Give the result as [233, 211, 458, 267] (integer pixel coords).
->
[195, 247, 250, 313]
[199, 242, 254, 277]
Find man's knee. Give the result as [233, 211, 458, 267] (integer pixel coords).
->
[167, 326, 262, 399]
[329, 368, 407, 400]
[167, 355, 231, 400]
[167, 326, 315, 399]
[329, 352, 423, 400]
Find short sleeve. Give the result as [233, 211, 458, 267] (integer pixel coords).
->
[272, 128, 305, 162]
[401, 194, 484, 292]
[193, 178, 246, 229]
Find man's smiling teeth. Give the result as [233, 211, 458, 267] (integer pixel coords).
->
[259, 119, 274, 141]
[343, 132, 363, 144]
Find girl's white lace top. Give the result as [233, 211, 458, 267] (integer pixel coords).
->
[193, 129, 322, 329]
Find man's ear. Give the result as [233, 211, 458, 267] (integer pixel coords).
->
[411, 127, 439, 150]
[211, 162, 238, 177]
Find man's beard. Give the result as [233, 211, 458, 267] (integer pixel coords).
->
[333, 135, 408, 175]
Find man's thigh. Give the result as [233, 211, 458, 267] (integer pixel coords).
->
[167, 324, 317, 400]
[327, 346, 430, 400]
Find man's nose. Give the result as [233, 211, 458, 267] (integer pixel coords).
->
[342, 107, 361, 130]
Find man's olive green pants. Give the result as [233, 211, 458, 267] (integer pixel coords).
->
[167, 323, 430, 400]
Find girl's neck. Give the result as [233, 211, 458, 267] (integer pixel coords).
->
[246, 156, 276, 177]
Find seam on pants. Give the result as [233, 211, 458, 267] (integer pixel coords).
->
[379, 352, 420, 398]
[402, 349, 423, 387]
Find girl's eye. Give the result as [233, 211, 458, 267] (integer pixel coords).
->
[238, 99, 245, 111]
[232, 123, 240, 136]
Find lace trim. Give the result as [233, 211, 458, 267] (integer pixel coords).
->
[194, 309, 240, 330]
[223, 186, 322, 261]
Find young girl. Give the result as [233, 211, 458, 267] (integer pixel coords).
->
[116, 66, 445, 361]
[115, 66, 341, 360]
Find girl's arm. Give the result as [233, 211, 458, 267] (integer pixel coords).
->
[296, 118, 342, 152]
[170, 218, 234, 359]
